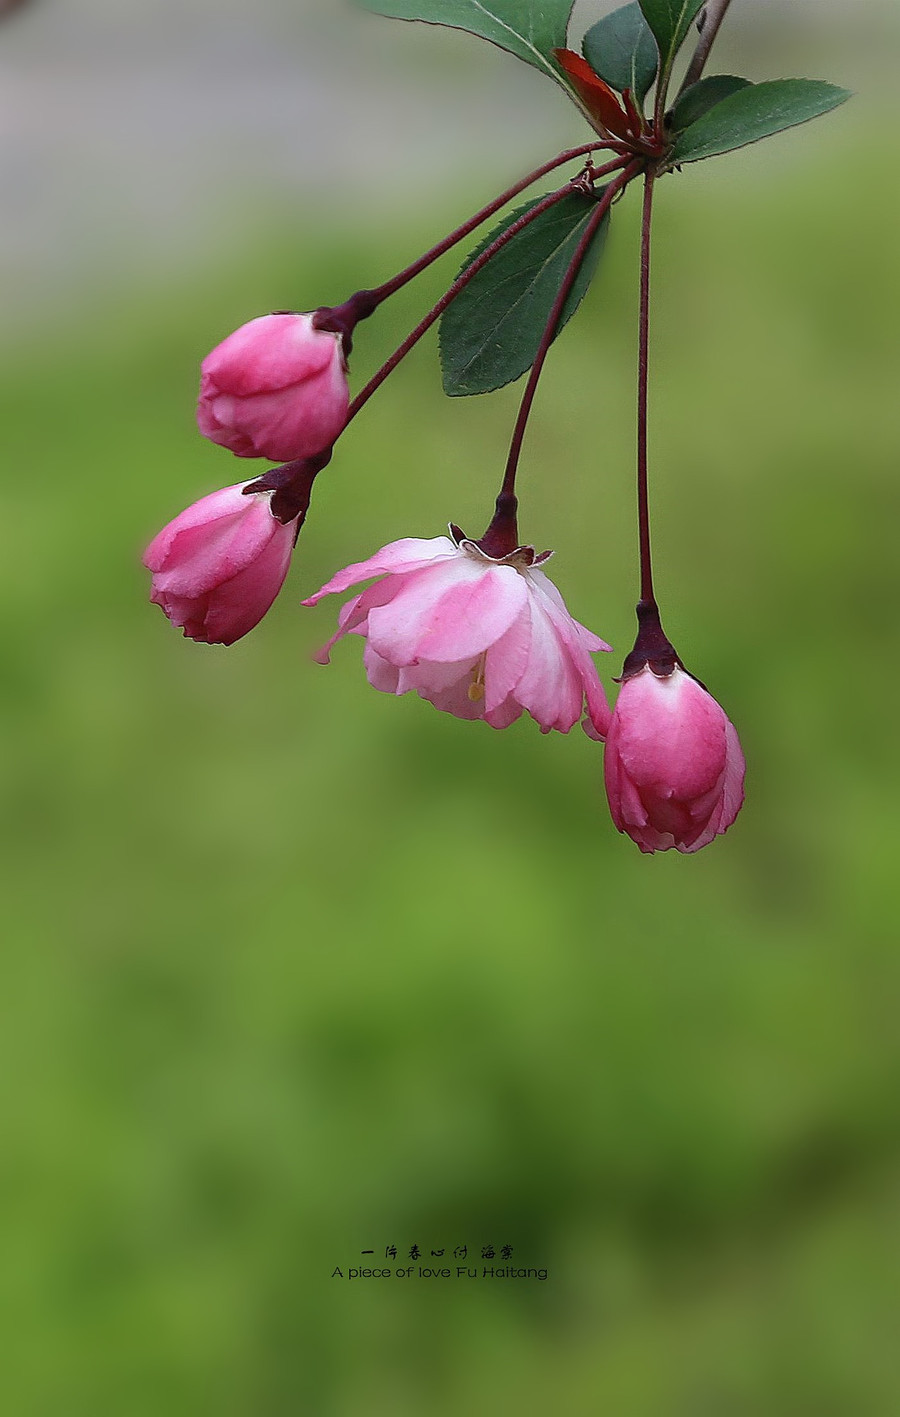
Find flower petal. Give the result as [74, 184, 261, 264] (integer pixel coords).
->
[484, 695, 524, 731]
[401, 658, 477, 697]
[525, 568, 611, 735]
[312, 576, 410, 664]
[363, 642, 402, 694]
[364, 560, 525, 666]
[511, 595, 583, 732]
[196, 522, 294, 645]
[602, 667, 746, 853]
[483, 607, 532, 713]
[209, 364, 347, 461]
[526, 568, 612, 653]
[302, 537, 458, 605]
[202, 314, 340, 395]
[150, 499, 279, 599]
[143, 484, 255, 572]
[682, 720, 746, 852]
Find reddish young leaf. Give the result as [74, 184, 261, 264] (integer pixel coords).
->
[553, 48, 635, 139]
[622, 88, 646, 136]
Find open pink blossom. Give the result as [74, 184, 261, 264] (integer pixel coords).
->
[303, 532, 612, 734]
[144, 482, 297, 645]
[197, 313, 349, 462]
[603, 665, 745, 853]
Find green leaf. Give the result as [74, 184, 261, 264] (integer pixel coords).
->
[582, 3, 658, 104]
[668, 74, 751, 132]
[439, 192, 611, 397]
[637, 0, 704, 71]
[356, 0, 575, 83]
[671, 78, 851, 164]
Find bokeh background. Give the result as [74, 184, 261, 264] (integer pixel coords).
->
[2, 1, 899, 1412]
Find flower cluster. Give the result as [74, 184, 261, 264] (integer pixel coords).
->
[143, 295, 744, 851]
[138, 0, 850, 854]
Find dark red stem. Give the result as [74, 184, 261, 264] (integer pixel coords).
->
[315, 147, 629, 346]
[366, 147, 626, 304]
[621, 178, 680, 683]
[637, 169, 656, 607]
[479, 160, 642, 557]
[345, 162, 629, 425]
[623, 170, 676, 678]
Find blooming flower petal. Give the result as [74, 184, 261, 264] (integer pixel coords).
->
[363, 642, 402, 694]
[365, 559, 526, 666]
[308, 532, 611, 734]
[483, 608, 531, 714]
[403, 564, 529, 664]
[509, 595, 579, 732]
[312, 575, 410, 664]
[400, 657, 478, 697]
[527, 568, 613, 654]
[302, 537, 458, 605]
[484, 695, 525, 731]
[527, 568, 612, 736]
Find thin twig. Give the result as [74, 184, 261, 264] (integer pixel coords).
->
[499, 162, 641, 507]
[367, 148, 626, 305]
[677, 0, 734, 97]
[323, 148, 630, 336]
[346, 162, 631, 425]
[477, 160, 640, 555]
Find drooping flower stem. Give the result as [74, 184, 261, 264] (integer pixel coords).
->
[344, 167, 628, 426]
[625, 168, 678, 679]
[636, 168, 656, 609]
[317, 148, 630, 340]
[678, 0, 735, 97]
[480, 159, 643, 558]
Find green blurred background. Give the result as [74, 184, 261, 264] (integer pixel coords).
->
[1, 2, 899, 1413]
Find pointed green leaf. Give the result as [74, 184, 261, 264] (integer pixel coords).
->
[668, 74, 751, 132]
[439, 192, 611, 397]
[637, 0, 704, 71]
[356, 0, 576, 83]
[671, 78, 851, 164]
[582, 3, 658, 104]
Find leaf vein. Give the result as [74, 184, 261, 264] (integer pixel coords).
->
[453, 214, 595, 379]
[468, 0, 555, 78]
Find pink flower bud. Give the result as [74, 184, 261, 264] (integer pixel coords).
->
[603, 665, 745, 853]
[197, 313, 349, 462]
[303, 531, 612, 734]
[143, 482, 297, 645]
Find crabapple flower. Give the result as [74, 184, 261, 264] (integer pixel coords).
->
[197, 313, 349, 462]
[303, 531, 612, 734]
[603, 665, 745, 853]
[144, 482, 297, 645]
